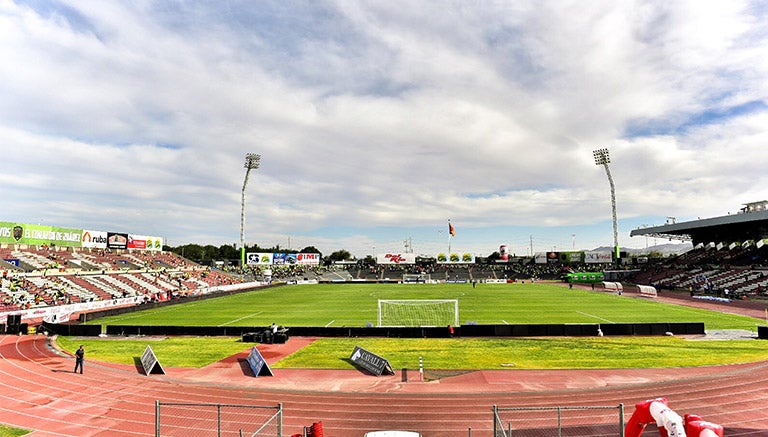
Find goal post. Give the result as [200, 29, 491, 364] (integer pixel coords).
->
[377, 299, 459, 327]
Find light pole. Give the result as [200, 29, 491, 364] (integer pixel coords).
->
[593, 148, 619, 266]
[240, 153, 261, 267]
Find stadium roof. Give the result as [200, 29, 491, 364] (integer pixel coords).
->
[630, 201, 768, 246]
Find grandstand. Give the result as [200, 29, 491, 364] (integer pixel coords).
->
[5, 203, 768, 326]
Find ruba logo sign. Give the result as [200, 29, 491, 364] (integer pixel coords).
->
[13, 226, 22, 241]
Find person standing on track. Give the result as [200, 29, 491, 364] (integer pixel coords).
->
[73, 345, 84, 374]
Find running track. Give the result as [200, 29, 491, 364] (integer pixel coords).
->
[2, 295, 768, 436]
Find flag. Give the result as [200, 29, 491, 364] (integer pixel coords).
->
[448, 221, 455, 237]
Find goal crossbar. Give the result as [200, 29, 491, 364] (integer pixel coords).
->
[377, 299, 459, 327]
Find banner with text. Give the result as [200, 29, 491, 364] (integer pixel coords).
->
[81, 230, 108, 248]
[376, 253, 417, 264]
[584, 251, 613, 264]
[0, 222, 82, 247]
[127, 234, 164, 251]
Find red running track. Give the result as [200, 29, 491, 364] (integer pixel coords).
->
[2, 332, 768, 437]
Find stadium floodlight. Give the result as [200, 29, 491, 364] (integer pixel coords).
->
[593, 148, 619, 265]
[240, 153, 261, 267]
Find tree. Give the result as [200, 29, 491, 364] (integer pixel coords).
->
[218, 244, 239, 260]
[300, 246, 322, 257]
[327, 249, 353, 262]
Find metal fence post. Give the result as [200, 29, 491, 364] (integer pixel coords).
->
[155, 400, 160, 437]
[218, 403, 222, 437]
[619, 403, 625, 437]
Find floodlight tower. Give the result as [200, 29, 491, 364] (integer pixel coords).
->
[240, 153, 261, 267]
[593, 148, 619, 265]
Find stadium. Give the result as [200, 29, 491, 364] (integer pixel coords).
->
[2, 203, 768, 437]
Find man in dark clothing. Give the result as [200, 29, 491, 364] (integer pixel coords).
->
[74, 345, 84, 374]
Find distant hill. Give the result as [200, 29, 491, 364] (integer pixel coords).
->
[590, 243, 693, 256]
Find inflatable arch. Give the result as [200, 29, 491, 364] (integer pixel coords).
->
[625, 398, 723, 437]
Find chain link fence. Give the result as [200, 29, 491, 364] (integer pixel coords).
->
[493, 404, 625, 437]
[155, 401, 283, 437]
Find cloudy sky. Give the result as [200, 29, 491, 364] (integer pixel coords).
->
[1, 0, 767, 258]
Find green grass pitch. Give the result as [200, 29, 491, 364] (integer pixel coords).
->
[88, 282, 760, 331]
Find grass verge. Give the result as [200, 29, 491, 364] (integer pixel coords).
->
[56, 334, 768, 370]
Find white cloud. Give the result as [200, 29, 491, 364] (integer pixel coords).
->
[0, 0, 766, 257]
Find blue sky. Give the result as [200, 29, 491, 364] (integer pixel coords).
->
[1, 0, 767, 258]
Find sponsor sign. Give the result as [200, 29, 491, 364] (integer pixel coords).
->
[82, 230, 108, 249]
[245, 346, 273, 377]
[140, 345, 166, 376]
[349, 346, 394, 376]
[584, 251, 613, 264]
[560, 251, 584, 263]
[436, 253, 475, 263]
[107, 232, 128, 250]
[127, 235, 147, 250]
[376, 253, 416, 265]
[127, 234, 162, 251]
[272, 253, 288, 265]
[0, 222, 82, 247]
[246, 252, 273, 265]
[296, 253, 321, 265]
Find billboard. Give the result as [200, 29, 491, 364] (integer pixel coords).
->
[81, 230, 108, 249]
[584, 251, 613, 264]
[246, 252, 273, 265]
[0, 222, 82, 247]
[296, 253, 321, 265]
[127, 235, 164, 251]
[376, 253, 417, 264]
[107, 232, 128, 250]
[436, 253, 475, 263]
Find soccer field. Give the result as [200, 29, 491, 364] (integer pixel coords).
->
[89, 282, 760, 331]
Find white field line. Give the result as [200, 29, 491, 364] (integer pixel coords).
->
[325, 320, 335, 327]
[576, 311, 615, 324]
[218, 311, 263, 327]
[501, 320, 509, 325]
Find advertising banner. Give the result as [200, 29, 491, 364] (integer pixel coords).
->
[296, 253, 321, 265]
[246, 252, 273, 265]
[436, 253, 475, 263]
[272, 253, 288, 265]
[246, 346, 273, 377]
[376, 253, 417, 264]
[81, 230, 108, 249]
[560, 251, 584, 263]
[0, 222, 82, 247]
[107, 232, 128, 250]
[349, 346, 394, 376]
[585, 251, 613, 264]
[127, 235, 163, 251]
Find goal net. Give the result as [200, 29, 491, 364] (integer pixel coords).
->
[402, 273, 431, 283]
[378, 299, 459, 327]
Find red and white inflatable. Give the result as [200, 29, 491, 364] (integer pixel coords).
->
[625, 398, 723, 437]
[684, 414, 724, 437]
